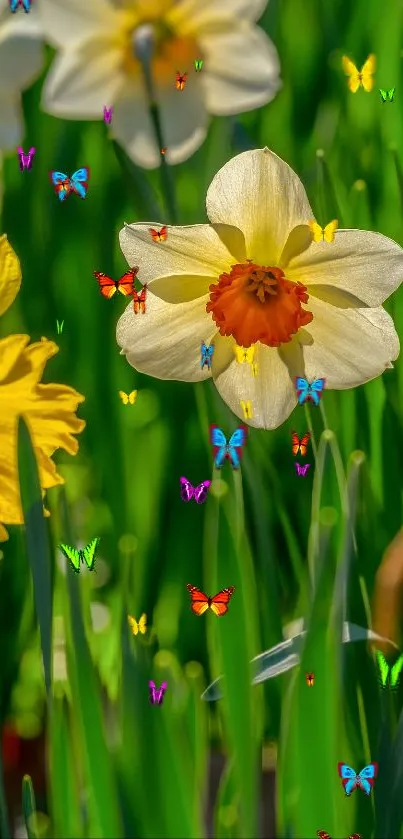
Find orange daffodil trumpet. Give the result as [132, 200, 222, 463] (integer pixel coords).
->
[116, 148, 403, 429]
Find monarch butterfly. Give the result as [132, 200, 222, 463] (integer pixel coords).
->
[306, 672, 315, 686]
[240, 399, 253, 419]
[94, 268, 139, 299]
[291, 431, 311, 457]
[175, 72, 188, 90]
[133, 285, 147, 313]
[128, 614, 147, 635]
[342, 54, 376, 93]
[308, 219, 338, 243]
[149, 226, 168, 242]
[233, 344, 255, 364]
[119, 390, 137, 404]
[186, 584, 235, 616]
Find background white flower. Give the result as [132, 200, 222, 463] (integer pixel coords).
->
[0, 0, 44, 149]
[36, 0, 281, 169]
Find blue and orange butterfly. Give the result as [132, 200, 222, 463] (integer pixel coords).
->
[337, 762, 378, 796]
[295, 377, 326, 406]
[50, 167, 90, 201]
[210, 425, 247, 469]
[9, 0, 31, 10]
[201, 342, 214, 370]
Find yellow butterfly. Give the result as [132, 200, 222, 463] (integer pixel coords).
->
[240, 400, 253, 419]
[308, 219, 338, 244]
[251, 363, 259, 377]
[119, 390, 138, 404]
[342, 54, 376, 93]
[128, 613, 147, 635]
[234, 344, 255, 364]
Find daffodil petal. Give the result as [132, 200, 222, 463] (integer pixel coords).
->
[119, 223, 244, 289]
[287, 229, 403, 307]
[0, 17, 43, 96]
[206, 148, 314, 266]
[167, 0, 269, 31]
[116, 291, 214, 381]
[35, 0, 119, 46]
[303, 297, 399, 387]
[0, 237, 21, 317]
[0, 523, 9, 542]
[212, 342, 299, 429]
[0, 96, 22, 150]
[41, 37, 125, 117]
[200, 26, 281, 115]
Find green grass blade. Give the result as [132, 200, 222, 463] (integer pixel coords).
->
[48, 697, 85, 838]
[22, 775, 39, 839]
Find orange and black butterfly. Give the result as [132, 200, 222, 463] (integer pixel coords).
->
[149, 226, 168, 243]
[94, 268, 138, 299]
[186, 584, 235, 616]
[317, 833, 360, 839]
[306, 672, 315, 686]
[175, 71, 187, 91]
[291, 431, 311, 457]
[133, 284, 147, 314]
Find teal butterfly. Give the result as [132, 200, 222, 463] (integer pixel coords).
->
[379, 88, 395, 102]
[375, 650, 403, 689]
[59, 538, 100, 572]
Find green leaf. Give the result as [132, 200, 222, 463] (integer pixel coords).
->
[22, 775, 39, 839]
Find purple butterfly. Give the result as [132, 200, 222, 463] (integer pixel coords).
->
[295, 462, 311, 477]
[180, 477, 211, 504]
[103, 106, 113, 124]
[149, 680, 168, 705]
[17, 146, 36, 171]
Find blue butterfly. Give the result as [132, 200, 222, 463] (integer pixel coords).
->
[295, 376, 326, 406]
[337, 762, 378, 796]
[9, 0, 31, 11]
[201, 342, 214, 370]
[210, 425, 247, 469]
[50, 167, 90, 201]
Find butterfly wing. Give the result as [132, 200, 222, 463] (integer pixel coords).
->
[360, 54, 376, 92]
[357, 763, 378, 794]
[388, 87, 395, 101]
[70, 167, 90, 199]
[128, 391, 137, 404]
[317, 832, 331, 839]
[119, 391, 129, 404]
[338, 763, 358, 796]
[50, 171, 71, 201]
[128, 615, 139, 635]
[193, 481, 211, 504]
[251, 362, 259, 377]
[308, 220, 324, 242]
[342, 56, 361, 92]
[180, 477, 195, 502]
[379, 88, 387, 102]
[186, 584, 210, 616]
[390, 653, 403, 688]
[299, 432, 311, 457]
[59, 543, 81, 572]
[210, 425, 228, 468]
[210, 586, 235, 616]
[94, 271, 118, 299]
[82, 537, 100, 570]
[291, 431, 301, 456]
[22, 0, 31, 9]
[227, 426, 248, 468]
[200, 342, 208, 367]
[116, 268, 138, 296]
[308, 378, 326, 406]
[295, 462, 304, 476]
[323, 219, 338, 243]
[375, 650, 390, 688]
[138, 613, 147, 635]
[245, 346, 255, 363]
[155, 682, 168, 704]
[295, 376, 309, 404]
[148, 680, 157, 704]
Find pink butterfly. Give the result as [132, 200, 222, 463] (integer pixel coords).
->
[295, 462, 311, 477]
[180, 477, 211, 504]
[149, 680, 167, 705]
[103, 106, 113, 124]
[17, 146, 35, 171]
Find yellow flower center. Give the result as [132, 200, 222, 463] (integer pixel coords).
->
[206, 263, 313, 348]
[123, 13, 199, 87]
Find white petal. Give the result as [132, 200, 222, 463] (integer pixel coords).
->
[200, 27, 281, 115]
[212, 342, 299, 429]
[116, 289, 214, 381]
[287, 229, 403, 307]
[0, 96, 22, 150]
[167, 0, 269, 31]
[206, 148, 314, 266]
[0, 18, 43, 96]
[41, 37, 125, 117]
[112, 84, 158, 169]
[302, 296, 399, 388]
[36, 0, 119, 46]
[119, 222, 246, 291]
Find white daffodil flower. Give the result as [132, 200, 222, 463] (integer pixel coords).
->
[116, 148, 403, 429]
[37, 0, 281, 169]
[0, 0, 44, 150]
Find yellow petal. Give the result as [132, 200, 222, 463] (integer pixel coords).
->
[0, 235, 22, 316]
[0, 523, 9, 542]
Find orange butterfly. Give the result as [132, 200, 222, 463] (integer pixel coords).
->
[94, 268, 139, 299]
[133, 284, 147, 313]
[186, 584, 235, 616]
[160, 148, 167, 155]
[291, 431, 311, 457]
[175, 72, 187, 91]
[149, 226, 168, 243]
[306, 672, 315, 687]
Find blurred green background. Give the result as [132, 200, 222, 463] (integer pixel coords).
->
[1, 0, 403, 836]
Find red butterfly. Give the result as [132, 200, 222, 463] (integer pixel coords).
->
[149, 226, 168, 243]
[186, 584, 235, 616]
[133, 285, 147, 314]
[291, 431, 311, 457]
[175, 72, 187, 91]
[317, 833, 360, 839]
[306, 672, 315, 686]
[94, 268, 139, 299]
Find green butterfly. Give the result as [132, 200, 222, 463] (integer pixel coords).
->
[56, 319, 64, 334]
[194, 59, 203, 71]
[59, 538, 100, 573]
[375, 650, 403, 689]
[379, 88, 395, 102]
